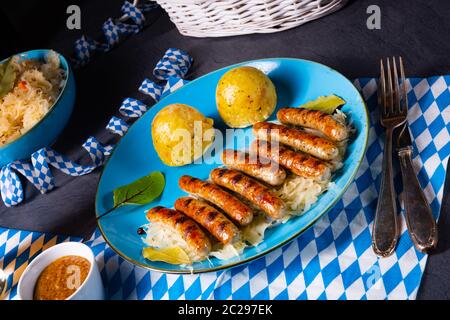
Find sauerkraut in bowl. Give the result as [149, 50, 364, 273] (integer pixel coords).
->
[0, 50, 66, 146]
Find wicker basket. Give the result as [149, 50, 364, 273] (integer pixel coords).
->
[155, 0, 348, 37]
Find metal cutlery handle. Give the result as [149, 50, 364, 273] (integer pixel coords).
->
[398, 148, 438, 252]
[0, 269, 6, 300]
[372, 127, 399, 257]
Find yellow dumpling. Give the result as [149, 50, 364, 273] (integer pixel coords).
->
[216, 66, 277, 128]
[151, 103, 214, 166]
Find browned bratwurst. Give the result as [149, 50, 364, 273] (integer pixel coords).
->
[251, 140, 331, 180]
[210, 168, 287, 220]
[277, 108, 348, 142]
[179, 175, 254, 226]
[175, 197, 241, 245]
[146, 206, 211, 260]
[253, 122, 339, 161]
[221, 149, 286, 186]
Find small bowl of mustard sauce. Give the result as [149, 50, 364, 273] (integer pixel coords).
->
[18, 242, 104, 300]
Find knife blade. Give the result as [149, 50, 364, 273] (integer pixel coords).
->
[395, 120, 438, 252]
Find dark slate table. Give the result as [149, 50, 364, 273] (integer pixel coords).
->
[1, 0, 449, 299]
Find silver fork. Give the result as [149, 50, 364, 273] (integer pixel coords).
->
[372, 57, 408, 257]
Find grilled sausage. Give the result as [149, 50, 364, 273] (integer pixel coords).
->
[221, 149, 286, 186]
[277, 108, 348, 142]
[210, 168, 287, 220]
[175, 197, 241, 245]
[253, 122, 339, 161]
[179, 175, 254, 226]
[251, 140, 331, 180]
[146, 206, 211, 260]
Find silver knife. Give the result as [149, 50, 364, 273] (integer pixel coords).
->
[396, 122, 438, 252]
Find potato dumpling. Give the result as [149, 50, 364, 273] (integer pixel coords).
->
[216, 66, 277, 128]
[152, 103, 214, 166]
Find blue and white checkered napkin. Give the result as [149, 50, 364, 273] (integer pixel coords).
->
[1, 76, 449, 300]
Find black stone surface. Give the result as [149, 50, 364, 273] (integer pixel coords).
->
[0, 0, 449, 299]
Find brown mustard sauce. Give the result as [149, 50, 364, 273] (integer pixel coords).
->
[33, 255, 90, 300]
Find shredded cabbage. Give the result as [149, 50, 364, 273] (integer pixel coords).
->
[241, 213, 273, 246]
[275, 175, 330, 214]
[0, 51, 65, 146]
[143, 222, 204, 262]
[210, 241, 245, 260]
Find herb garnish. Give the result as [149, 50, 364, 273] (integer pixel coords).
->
[0, 58, 17, 99]
[301, 95, 345, 114]
[97, 171, 165, 219]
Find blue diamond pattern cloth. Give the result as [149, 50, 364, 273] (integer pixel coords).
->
[72, 1, 157, 67]
[1, 75, 449, 300]
[153, 48, 193, 81]
[0, 137, 114, 207]
[120, 98, 149, 118]
[106, 116, 129, 136]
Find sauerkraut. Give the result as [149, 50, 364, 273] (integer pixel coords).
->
[143, 222, 204, 262]
[275, 175, 330, 214]
[210, 241, 246, 260]
[0, 51, 65, 146]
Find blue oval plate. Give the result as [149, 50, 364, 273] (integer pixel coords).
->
[95, 58, 369, 273]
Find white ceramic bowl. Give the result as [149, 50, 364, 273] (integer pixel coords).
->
[18, 242, 104, 300]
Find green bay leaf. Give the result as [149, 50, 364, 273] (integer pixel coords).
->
[0, 58, 17, 99]
[300, 95, 345, 114]
[142, 246, 191, 265]
[113, 171, 165, 206]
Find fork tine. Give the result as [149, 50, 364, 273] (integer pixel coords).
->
[386, 58, 393, 115]
[392, 57, 401, 115]
[399, 56, 408, 115]
[380, 59, 387, 116]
